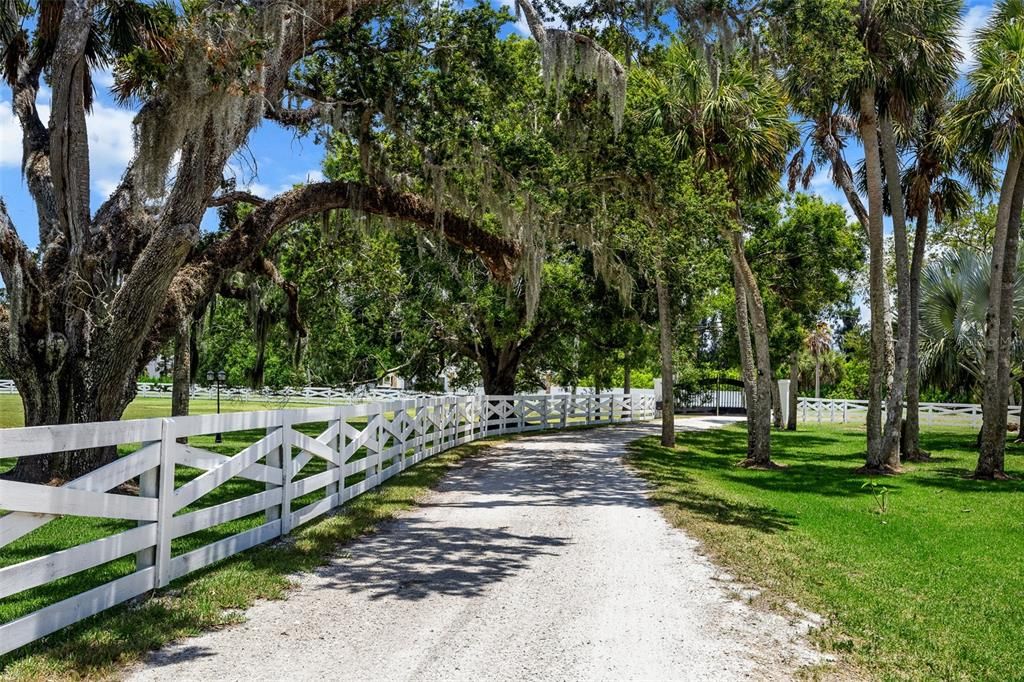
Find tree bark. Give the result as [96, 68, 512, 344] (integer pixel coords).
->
[726, 230, 774, 467]
[787, 349, 799, 431]
[171, 320, 192, 420]
[478, 342, 521, 396]
[623, 360, 632, 395]
[878, 113, 912, 470]
[859, 87, 891, 472]
[977, 159, 1024, 478]
[656, 273, 675, 447]
[903, 209, 929, 460]
[814, 355, 821, 399]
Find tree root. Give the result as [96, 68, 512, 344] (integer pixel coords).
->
[737, 458, 787, 470]
[853, 464, 902, 476]
[972, 470, 1016, 481]
[902, 449, 932, 462]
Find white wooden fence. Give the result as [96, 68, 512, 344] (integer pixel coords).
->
[0, 380, 653, 405]
[797, 396, 1021, 428]
[0, 393, 653, 656]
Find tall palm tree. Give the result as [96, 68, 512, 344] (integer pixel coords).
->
[952, 0, 1024, 478]
[899, 96, 984, 461]
[636, 39, 797, 467]
[847, 0, 960, 473]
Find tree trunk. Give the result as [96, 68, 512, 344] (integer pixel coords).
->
[4, 363, 129, 482]
[656, 274, 675, 447]
[814, 355, 821, 399]
[172, 318, 192, 418]
[878, 113, 912, 470]
[726, 230, 774, 467]
[623, 360, 632, 395]
[903, 209, 929, 461]
[787, 350, 799, 431]
[859, 87, 891, 472]
[978, 159, 1024, 478]
[479, 343, 521, 396]
[171, 318, 192, 445]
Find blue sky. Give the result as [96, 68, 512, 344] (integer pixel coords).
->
[0, 1, 996, 253]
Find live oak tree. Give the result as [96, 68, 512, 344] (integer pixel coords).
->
[0, 0, 625, 482]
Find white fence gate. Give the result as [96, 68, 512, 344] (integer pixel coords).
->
[0, 393, 654, 656]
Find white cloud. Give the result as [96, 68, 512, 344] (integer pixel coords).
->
[0, 101, 21, 168]
[86, 101, 135, 198]
[224, 165, 325, 199]
[958, 3, 993, 73]
[4, 87, 135, 200]
[93, 66, 116, 89]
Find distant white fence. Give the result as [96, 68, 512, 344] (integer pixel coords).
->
[0, 380, 651, 404]
[797, 396, 1021, 428]
[0, 393, 654, 656]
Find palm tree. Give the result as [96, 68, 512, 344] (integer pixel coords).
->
[805, 321, 833, 399]
[636, 39, 797, 467]
[847, 0, 960, 473]
[899, 96, 984, 461]
[952, 0, 1024, 478]
[920, 248, 1024, 406]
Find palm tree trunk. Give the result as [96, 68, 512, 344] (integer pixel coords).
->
[814, 355, 821, 399]
[859, 86, 889, 471]
[733, 268, 756, 417]
[903, 209, 929, 460]
[787, 349, 799, 430]
[978, 156, 1024, 478]
[878, 112, 912, 470]
[656, 273, 675, 447]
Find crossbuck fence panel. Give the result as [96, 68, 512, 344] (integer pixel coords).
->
[796, 397, 1021, 428]
[0, 393, 654, 656]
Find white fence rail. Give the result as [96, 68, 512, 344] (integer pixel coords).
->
[797, 397, 1021, 428]
[0, 380, 653, 404]
[0, 393, 654, 656]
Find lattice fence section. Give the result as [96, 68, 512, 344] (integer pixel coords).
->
[796, 397, 1020, 428]
[0, 393, 654, 656]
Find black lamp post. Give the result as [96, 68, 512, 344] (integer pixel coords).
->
[207, 370, 226, 443]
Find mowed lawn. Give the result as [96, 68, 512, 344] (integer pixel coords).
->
[0, 393, 323, 430]
[627, 423, 1024, 681]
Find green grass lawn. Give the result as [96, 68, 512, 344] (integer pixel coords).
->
[627, 423, 1024, 682]
[0, 393, 324, 430]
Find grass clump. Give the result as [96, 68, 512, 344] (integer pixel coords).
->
[626, 423, 1024, 682]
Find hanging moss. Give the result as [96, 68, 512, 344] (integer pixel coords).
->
[540, 29, 626, 133]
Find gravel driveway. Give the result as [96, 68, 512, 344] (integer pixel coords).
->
[128, 417, 825, 681]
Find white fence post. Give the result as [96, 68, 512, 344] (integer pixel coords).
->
[777, 380, 790, 427]
[154, 418, 177, 588]
[279, 415, 295, 535]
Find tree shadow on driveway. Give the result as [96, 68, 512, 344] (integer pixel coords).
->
[314, 520, 571, 601]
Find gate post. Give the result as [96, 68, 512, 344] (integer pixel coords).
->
[778, 379, 791, 426]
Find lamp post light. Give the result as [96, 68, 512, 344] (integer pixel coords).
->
[207, 370, 226, 443]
